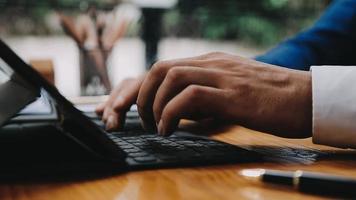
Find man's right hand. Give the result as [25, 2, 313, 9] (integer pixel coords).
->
[95, 75, 145, 131]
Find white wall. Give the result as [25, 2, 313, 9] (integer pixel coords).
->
[4, 36, 262, 97]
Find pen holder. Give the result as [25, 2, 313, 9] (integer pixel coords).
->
[79, 48, 112, 96]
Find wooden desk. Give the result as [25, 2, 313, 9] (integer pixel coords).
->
[0, 124, 355, 200]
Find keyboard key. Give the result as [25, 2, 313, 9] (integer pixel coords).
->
[167, 143, 180, 147]
[112, 138, 123, 142]
[123, 148, 141, 153]
[126, 139, 142, 143]
[120, 144, 135, 149]
[145, 138, 161, 142]
[133, 156, 157, 163]
[174, 146, 188, 151]
[128, 152, 148, 157]
[126, 111, 140, 119]
[110, 131, 127, 135]
[116, 141, 130, 146]
[183, 143, 204, 147]
[140, 135, 158, 139]
[121, 136, 135, 140]
[132, 142, 147, 146]
[176, 140, 195, 145]
[154, 154, 177, 161]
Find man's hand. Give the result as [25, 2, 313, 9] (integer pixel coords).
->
[136, 52, 312, 138]
[95, 75, 145, 131]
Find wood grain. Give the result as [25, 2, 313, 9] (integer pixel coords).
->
[1, 124, 355, 200]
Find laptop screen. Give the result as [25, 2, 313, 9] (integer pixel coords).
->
[0, 57, 39, 126]
[0, 39, 126, 161]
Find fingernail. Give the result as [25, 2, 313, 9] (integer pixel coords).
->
[106, 115, 117, 131]
[158, 120, 164, 136]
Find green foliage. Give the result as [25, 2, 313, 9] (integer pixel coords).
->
[0, 0, 109, 35]
[163, 0, 329, 47]
[0, 0, 329, 48]
[236, 15, 281, 47]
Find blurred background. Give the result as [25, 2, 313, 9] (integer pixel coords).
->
[0, 0, 331, 97]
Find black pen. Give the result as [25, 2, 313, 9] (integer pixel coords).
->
[240, 169, 356, 198]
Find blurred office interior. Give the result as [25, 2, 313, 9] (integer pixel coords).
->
[0, 0, 330, 97]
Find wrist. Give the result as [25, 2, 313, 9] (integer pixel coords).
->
[291, 71, 313, 137]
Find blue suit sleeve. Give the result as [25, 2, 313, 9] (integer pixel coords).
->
[255, 0, 356, 70]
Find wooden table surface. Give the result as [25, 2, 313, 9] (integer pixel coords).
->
[1, 122, 355, 200]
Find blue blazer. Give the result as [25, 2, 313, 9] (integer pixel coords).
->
[255, 0, 356, 70]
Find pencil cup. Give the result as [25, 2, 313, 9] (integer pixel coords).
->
[79, 48, 112, 96]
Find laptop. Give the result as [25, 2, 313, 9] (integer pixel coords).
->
[0, 40, 261, 179]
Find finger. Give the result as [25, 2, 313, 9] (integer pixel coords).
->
[158, 85, 228, 136]
[137, 56, 212, 131]
[113, 77, 143, 113]
[102, 77, 138, 122]
[153, 67, 225, 123]
[103, 77, 144, 130]
[102, 104, 127, 131]
[102, 86, 123, 122]
[105, 112, 124, 131]
[95, 102, 106, 116]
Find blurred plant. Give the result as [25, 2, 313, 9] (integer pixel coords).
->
[163, 0, 330, 47]
[0, 0, 121, 36]
[0, 0, 331, 48]
[236, 15, 280, 47]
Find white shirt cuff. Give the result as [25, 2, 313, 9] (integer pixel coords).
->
[311, 65, 356, 148]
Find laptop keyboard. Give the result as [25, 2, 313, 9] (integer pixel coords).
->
[106, 133, 257, 165]
[88, 109, 260, 166]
